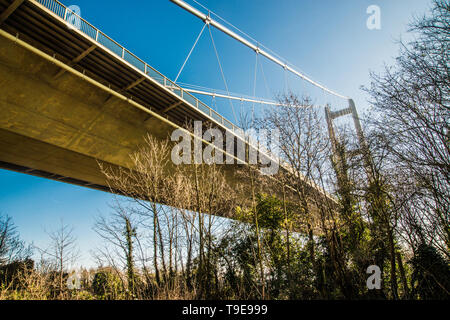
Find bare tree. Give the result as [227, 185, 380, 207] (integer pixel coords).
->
[364, 0, 449, 258]
[99, 134, 174, 290]
[0, 214, 32, 266]
[38, 220, 80, 297]
[258, 94, 330, 289]
[93, 202, 138, 298]
[98, 131, 238, 298]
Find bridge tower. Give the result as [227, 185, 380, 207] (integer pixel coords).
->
[324, 100, 373, 181]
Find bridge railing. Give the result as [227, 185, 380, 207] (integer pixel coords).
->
[34, 0, 245, 139]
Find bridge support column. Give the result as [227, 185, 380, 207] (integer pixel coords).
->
[325, 100, 373, 180]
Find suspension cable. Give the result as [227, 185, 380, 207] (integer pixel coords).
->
[252, 51, 258, 122]
[258, 57, 271, 98]
[170, 0, 350, 101]
[172, 86, 317, 108]
[208, 23, 238, 124]
[174, 23, 207, 83]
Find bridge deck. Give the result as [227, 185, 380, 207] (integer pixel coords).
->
[0, 0, 240, 134]
[0, 0, 336, 212]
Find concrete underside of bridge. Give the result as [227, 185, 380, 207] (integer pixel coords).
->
[0, 33, 259, 199]
[0, 35, 168, 189]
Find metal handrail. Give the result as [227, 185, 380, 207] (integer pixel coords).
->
[34, 0, 242, 135]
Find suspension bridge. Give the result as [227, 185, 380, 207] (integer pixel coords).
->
[0, 0, 363, 211]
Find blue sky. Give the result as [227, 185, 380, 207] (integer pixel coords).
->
[0, 0, 431, 268]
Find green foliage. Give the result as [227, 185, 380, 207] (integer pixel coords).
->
[255, 194, 285, 230]
[410, 244, 450, 300]
[92, 269, 124, 300]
